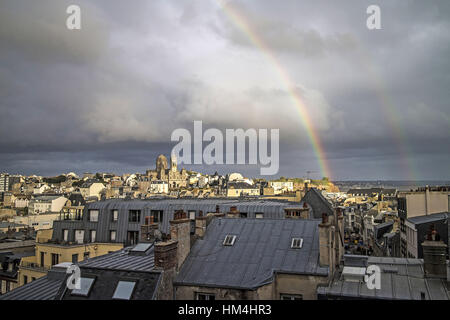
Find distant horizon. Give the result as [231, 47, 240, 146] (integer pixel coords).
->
[2, 169, 450, 184]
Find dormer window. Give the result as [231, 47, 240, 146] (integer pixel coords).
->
[223, 235, 236, 246]
[291, 238, 303, 249]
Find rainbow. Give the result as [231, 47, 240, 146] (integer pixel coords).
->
[216, 1, 332, 179]
[354, 42, 419, 182]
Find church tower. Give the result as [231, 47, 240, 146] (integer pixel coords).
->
[170, 153, 178, 172]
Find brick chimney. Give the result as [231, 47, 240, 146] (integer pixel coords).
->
[319, 213, 335, 274]
[153, 239, 178, 300]
[169, 210, 190, 270]
[422, 240, 448, 279]
[154, 240, 178, 270]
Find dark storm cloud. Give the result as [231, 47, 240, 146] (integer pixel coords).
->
[0, 0, 448, 179]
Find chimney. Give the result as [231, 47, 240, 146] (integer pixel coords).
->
[226, 206, 240, 218]
[169, 211, 190, 270]
[195, 216, 208, 238]
[422, 240, 447, 279]
[140, 218, 159, 243]
[335, 208, 344, 264]
[154, 240, 178, 270]
[319, 213, 335, 273]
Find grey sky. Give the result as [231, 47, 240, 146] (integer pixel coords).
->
[0, 0, 449, 180]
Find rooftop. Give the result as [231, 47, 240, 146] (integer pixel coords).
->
[317, 255, 450, 300]
[175, 218, 328, 290]
[407, 212, 449, 225]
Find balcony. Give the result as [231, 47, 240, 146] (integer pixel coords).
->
[20, 261, 50, 273]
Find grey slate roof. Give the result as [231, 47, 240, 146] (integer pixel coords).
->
[301, 188, 334, 219]
[317, 256, 450, 300]
[175, 218, 328, 290]
[53, 198, 300, 243]
[407, 212, 449, 225]
[78, 245, 155, 271]
[374, 221, 394, 239]
[0, 275, 62, 300]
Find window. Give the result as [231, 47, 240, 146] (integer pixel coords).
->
[23, 275, 28, 285]
[71, 277, 95, 297]
[129, 210, 141, 223]
[75, 230, 85, 244]
[111, 209, 118, 222]
[112, 281, 136, 300]
[255, 213, 264, 219]
[51, 253, 59, 266]
[72, 254, 78, 264]
[40, 252, 45, 267]
[89, 210, 99, 222]
[223, 235, 236, 246]
[150, 210, 163, 223]
[196, 293, 215, 300]
[110, 230, 116, 241]
[63, 229, 69, 242]
[127, 231, 139, 246]
[280, 294, 303, 300]
[32, 277, 36, 282]
[84, 251, 90, 260]
[189, 211, 196, 220]
[240, 212, 248, 218]
[130, 243, 152, 253]
[291, 238, 303, 249]
[90, 230, 96, 242]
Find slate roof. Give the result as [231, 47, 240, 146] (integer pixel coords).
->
[0, 245, 159, 300]
[59, 244, 161, 300]
[301, 188, 334, 218]
[175, 218, 328, 290]
[374, 221, 394, 239]
[78, 245, 155, 271]
[0, 267, 66, 300]
[317, 256, 450, 300]
[407, 212, 449, 225]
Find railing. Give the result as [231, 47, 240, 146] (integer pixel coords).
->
[20, 261, 50, 273]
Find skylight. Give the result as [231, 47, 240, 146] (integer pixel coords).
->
[291, 238, 303, 249]
[223, 235, 236, 246]
[71, 277, 95, 297]
[130, 243, 152, 253]
[112, 281, 136, 300]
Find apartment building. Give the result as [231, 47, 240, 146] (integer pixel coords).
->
[398, 186, 450, 257]
[17, 229, 123, 287]
[0, 173, 9, 192]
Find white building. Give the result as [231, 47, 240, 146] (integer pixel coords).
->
[0, 173, 9, 192]
[269, 181, 294, 194]
[29, 195, 68, 215]
[79, 181, 105, 200]
[149, 181, 168, 194]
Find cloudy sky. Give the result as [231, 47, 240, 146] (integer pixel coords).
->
[0, 0, 449, 180]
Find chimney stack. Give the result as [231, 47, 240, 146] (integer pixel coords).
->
[319, 213, 335, 274]
[226, 206, 240, 218]
[422, 239, 447, 279]
[141, 221, 159, 243]
[154, 240, 178, 270]
[169, 210, 190, 270]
